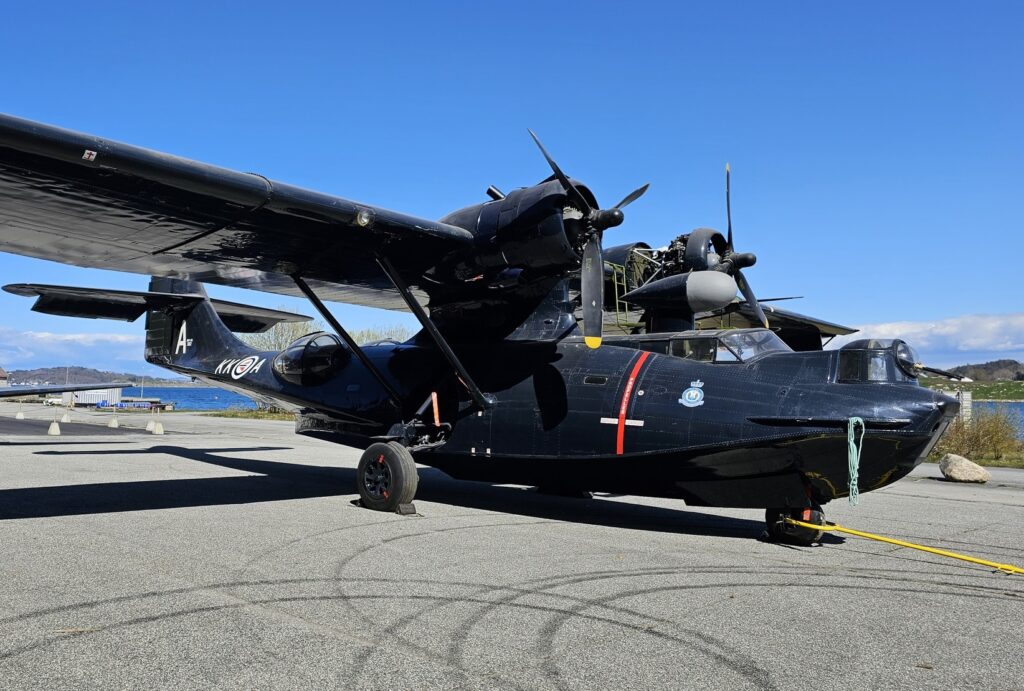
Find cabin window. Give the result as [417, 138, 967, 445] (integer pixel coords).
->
[583, 375, 608, 385]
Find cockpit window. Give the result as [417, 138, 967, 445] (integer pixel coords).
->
[715, 344, 740, 362]
[637, 340, 669, 355]
[666, 331, 789, 363]
[670, 338, 715, 362]
[718, 330, 791, 361]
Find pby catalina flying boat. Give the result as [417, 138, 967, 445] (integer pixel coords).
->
[0, 113, 959, 543]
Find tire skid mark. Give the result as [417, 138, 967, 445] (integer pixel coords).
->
[443, 568, 777, 691]
[1, 578, 1015, 678]
[326, 517, 561, 688]
[1, 562, 1017, 630]
[237, 510, 507, 572]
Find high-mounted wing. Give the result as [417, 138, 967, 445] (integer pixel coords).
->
[0, 382, 135, 399]
[0, 114, 473, 310]
[3, 283, 312, 334]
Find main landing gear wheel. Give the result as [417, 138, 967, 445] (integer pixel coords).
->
[765, 507, 825, 546]
[357, 442, 418, 513]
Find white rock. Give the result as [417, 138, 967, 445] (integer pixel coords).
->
[939, 454, 991, 483]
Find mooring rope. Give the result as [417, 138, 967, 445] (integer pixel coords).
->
[847, 416, 865, 505]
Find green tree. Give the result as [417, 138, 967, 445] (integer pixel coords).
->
[236, 312, 414, 352]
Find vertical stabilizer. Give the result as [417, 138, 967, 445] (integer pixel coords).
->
[144, 277, 259, 369]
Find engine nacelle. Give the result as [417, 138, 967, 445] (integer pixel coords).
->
[622, 271, 737, 313]
[439, 179, 592, 277]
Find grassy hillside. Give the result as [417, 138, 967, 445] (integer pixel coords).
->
[919, 377, 1024, 401]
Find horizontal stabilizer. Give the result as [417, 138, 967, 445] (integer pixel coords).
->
[0, 382, 135, 399]
[3, 284, 312, 333]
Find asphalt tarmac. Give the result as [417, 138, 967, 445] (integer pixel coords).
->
[0, 402, 1021, 690]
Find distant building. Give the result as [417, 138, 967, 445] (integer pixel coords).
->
[0, 366, 8, 387]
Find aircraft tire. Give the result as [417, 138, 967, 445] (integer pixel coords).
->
[765, 507, 824, 546]
[357, 442, 419, 512]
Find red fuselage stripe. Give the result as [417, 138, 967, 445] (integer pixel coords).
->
[617, 351, 651, 455]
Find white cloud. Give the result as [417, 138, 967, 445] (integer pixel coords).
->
[0, 327, 145, 370]
[829, 313, 1024, 366]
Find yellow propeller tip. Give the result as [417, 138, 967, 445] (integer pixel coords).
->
[585, 336, 602, 349]
[726, 162, 731, 172]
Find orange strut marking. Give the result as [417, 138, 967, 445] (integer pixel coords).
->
[431, 391, 441, 426]
[617, 351, 651, 455]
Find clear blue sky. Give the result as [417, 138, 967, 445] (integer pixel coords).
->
[1, 1, 1021, 372]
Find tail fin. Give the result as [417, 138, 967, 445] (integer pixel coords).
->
[4, 278, 312, 375]
[144, 277, 258, 368]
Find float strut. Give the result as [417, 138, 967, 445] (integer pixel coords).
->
[292, 274, 403, 410]
[375, 256, 493, 410]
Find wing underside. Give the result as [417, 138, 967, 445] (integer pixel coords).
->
[0, 113, 474, 310]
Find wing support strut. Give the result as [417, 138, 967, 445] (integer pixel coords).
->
[291, 275, 404, 410]
[375, 256, 494, 410]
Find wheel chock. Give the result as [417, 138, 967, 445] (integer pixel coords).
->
[396, 503, 417, 516]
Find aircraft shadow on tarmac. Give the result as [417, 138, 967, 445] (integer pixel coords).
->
[1, 445, 770, 540]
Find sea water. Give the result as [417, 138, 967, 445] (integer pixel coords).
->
[120, 386, 257, 411]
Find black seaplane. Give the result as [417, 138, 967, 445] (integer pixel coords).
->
[0, 114, 959, 543]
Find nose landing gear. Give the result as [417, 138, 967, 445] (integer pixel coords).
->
[765, 506, 825, 546]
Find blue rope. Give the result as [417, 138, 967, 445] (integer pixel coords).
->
[847, 416, 865, 505]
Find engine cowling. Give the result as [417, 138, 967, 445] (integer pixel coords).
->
[438, 179, 592, 278]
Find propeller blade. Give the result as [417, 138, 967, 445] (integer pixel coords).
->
[527, 129, 592, 214]
[614, 183, 650, 210]
[725, 163, 733, 250]
[735, 269, 769, 328]
[581, 236, 604, 348]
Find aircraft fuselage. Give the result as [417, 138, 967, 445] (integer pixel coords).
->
[164, 331, 957, 511]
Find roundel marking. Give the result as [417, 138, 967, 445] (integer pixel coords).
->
[230, 356, 260, 380]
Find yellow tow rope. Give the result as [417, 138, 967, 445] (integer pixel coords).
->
[784, 518, 1024, 575]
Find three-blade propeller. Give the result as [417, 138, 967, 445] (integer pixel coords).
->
[715, 163, 769, 328]
[528, 130, 649, 348]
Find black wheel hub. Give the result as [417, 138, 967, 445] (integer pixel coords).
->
[363, 453, 392, 499]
